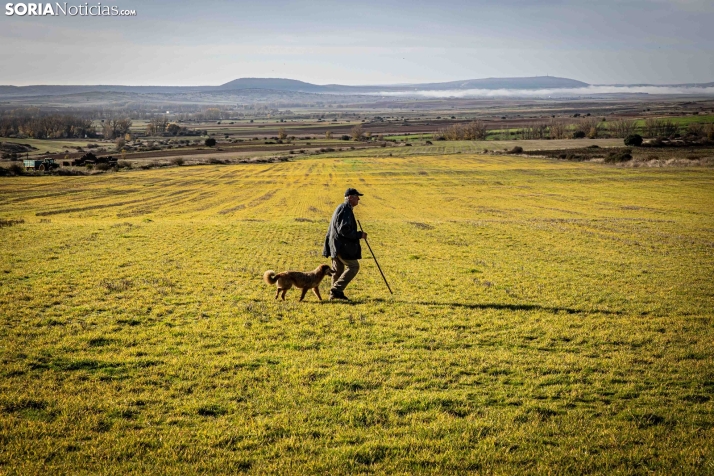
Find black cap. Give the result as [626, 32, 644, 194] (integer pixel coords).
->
[345, 188, 364, 197]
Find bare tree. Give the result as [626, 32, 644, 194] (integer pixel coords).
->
[154, 117, 168, 135]
[103, 117, 132, 140]
[117, 118, 132, 136]
[325, 131, 333, 140]
[574, 118, 602, 139]
[644, 118, 678, 138]
[278, 128, 287, 140]
[520, 122, 549, 140]
[351, 124, 364, 141]
[463, 120, 488, 140]
[202, 108, 223, 121]
[436, 121, 488, 140]
[610, 119, 638, 138]
[0, 114, 95, 139]
[549, 120, 567, 140]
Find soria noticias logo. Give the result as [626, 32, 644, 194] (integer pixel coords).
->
[5, 3, 137, 16]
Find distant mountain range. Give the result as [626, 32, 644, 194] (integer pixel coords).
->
[216, 76, 590, 93]
[0, 76, 590, 98]
[0, 76, 711, 99]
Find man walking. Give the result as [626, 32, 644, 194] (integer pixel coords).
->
[323, 188, 367, 300]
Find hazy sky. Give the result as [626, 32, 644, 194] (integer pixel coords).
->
[2, 0, 712, 86]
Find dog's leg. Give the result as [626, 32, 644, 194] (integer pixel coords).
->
[275, 288, 281, 299]
[313, 287, 322, 301]
[299, 288, 309, 301]
[281, 289, 287, 300]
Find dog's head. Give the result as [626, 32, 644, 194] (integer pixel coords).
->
[320, 264, 335, 276]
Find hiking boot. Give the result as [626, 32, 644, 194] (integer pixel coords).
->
[329, 290, 350, 301]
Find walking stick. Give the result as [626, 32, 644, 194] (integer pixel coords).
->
[357, 220, 393, 294]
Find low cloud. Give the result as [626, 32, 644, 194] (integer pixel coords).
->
[372, 85, 714, 98]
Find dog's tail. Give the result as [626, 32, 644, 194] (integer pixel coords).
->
[263, 270, 278, 285]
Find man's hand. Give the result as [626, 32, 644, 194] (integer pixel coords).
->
[361, 231, 368, 239]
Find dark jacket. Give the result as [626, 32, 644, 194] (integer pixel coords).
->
[323, 201, 362, 260]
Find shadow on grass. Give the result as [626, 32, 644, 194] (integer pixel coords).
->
[375, 298, 622, 315]
[248, 297, 621, 315]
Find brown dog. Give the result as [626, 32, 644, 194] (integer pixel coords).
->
[263, 264, 334, 301]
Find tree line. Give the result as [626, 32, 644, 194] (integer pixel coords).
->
[0, 112, 137, 140]
[434, 118, 713, 141]
[0, 114, 96, 139]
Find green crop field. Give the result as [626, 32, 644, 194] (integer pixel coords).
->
[633, 115, 714, 127]
[1, 154, 713, 474]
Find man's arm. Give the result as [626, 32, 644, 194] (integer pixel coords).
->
[335, 207, 364, 241]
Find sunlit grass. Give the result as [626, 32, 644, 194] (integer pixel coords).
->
[1, 154, 713, 473]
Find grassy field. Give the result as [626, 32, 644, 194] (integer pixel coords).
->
[320, 139, 625, 159]
[633, 115, 714, 127]
[1, 154, 713, 474]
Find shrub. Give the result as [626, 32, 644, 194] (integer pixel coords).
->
[624, 134, 643, 147]
[605, 149, 633, 163]
[0, 218, 25, 227]
[509, 146, 523, 154]
[341, 135, 350, 141]
[572, 130, 586, 139]
[436, 121, 487, 140]
[171, 157, 185, 166]
[205, 138, 217, 147]
[704, 124, 714, 141]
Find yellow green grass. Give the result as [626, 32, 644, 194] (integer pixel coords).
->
[1, 155, 713, 474]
